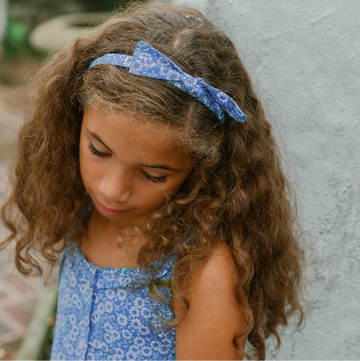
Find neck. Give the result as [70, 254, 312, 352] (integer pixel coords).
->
[80, 208, 149, 269]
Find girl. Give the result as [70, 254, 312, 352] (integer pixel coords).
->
[0, 2, 305, 360]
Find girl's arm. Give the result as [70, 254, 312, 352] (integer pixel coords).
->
[174, 244, 246, 360]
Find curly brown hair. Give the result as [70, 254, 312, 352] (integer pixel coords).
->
[0, 2, 305, 359]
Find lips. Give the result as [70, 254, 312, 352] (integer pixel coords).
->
[94, 198, 129, 217]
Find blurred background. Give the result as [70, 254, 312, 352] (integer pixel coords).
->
[0, 0, 147, 359]
[1, 0, 360, 360]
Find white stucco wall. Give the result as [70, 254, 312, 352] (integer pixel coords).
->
[171, 0, 360, 358]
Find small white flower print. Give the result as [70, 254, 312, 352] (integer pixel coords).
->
[111, 329, 120, 340]
[133, 297, 145, 308]
[79, 318, 88, 330]
[130, 318, 142, 330]
[126, 350, 138, 359]
[139, 325, 150, 335]
[131, 59, 143, 72]
[93, 339, 101, 349]
[104, 333, 113, 344]
[142, 346, 153, 357]
[141, 307, 151, 319]
[105, 289, 115, 299]
[129, 345, 141, 355]
[122, 329, 132, 339]
[129, 306, 140, 318]
[104, 322, 112, 333]
[217, 92, 228, 102]
[159, 344, 170, 355]
[116, 289, 127, 301]
[104, 301, 113, 313]
[91, 310, 100, 324]
[56, 352, 65, 360]
[114, 348, 124, 357]
[116, 314, 128, 327]
[52, 244, 177, 360]
[134, 337, 145, 347]
[69, 314, 76, 324]
[100, 342, 108, 352]
[66, 344, 74, 355]
[150, 340, 161, 351]
[97, 303, 105, 314]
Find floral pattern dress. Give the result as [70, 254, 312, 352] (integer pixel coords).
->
[51, 244, 176, 360]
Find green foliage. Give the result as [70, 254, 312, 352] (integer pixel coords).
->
[2, 0, 149, 58]
[2, 17, 30, 58]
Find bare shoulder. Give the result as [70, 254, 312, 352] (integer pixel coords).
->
[175, 243, 246, 360]
[189, 242, 238, 296]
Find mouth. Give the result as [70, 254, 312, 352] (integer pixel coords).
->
[94, 198, 129, 217]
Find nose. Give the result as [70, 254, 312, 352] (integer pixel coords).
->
[98, 167, 132, 203]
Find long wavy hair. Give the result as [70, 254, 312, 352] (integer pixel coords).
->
[0, 2, 305, 359]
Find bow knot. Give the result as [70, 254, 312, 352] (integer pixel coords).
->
[89, 41, 247, 126]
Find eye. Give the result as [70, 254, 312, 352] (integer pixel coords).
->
[88, 143, 109, 158]
[142, 171, 167, 183]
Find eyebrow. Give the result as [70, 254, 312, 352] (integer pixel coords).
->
[86, 128, 113, 153]
[140, 164, 181, 172]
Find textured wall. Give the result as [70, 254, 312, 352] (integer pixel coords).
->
[171, 0, 360, 358]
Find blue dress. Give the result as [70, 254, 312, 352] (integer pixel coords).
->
[51, 243, 176, 360]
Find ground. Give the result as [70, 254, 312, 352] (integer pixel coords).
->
[0, 55, 46, 360]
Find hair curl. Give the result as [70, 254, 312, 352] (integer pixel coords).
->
[0, 2, 305, 359]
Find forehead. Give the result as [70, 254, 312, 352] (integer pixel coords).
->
[83, 108, 192, 166]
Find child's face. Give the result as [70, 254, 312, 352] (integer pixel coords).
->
[79, 108, 196, 226]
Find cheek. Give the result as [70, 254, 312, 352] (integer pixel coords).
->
[79, 147, 97, 187]
[142, 187, 168, 208]
[141, 182, 176, 210]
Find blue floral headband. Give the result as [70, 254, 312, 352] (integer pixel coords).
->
[89, 41, 247, 127]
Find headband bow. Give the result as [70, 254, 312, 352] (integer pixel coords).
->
[89, 41, 247, 126]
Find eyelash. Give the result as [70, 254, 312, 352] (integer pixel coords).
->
[142, 172, 168, 184]
[88, 143, 168, 183]
[88, 143, 108, 158]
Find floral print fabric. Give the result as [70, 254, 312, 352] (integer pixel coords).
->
[89, 40, 247, 126]
[51, 244, 176, 360]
